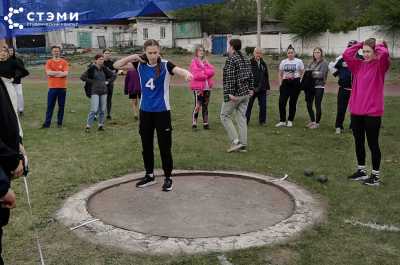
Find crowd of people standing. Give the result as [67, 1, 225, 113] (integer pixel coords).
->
[0, 36, 391, 263]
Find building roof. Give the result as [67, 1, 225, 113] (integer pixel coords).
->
[113, 1, 171, 20]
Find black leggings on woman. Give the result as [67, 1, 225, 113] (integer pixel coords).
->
[139, 110, 173, 178]
[306, 87, 324, 123]
[351, 115, 381, 171]
[192, 90, 211, 124]
[279, 78, 301, 122]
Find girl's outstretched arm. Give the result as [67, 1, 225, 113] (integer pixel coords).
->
[172, 66, 193, 81]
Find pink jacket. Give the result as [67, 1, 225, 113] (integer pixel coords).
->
[189, 58, 215, 91]
[343, 42, 390, 117]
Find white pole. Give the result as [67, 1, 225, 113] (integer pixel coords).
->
[256, 0, 261, 48]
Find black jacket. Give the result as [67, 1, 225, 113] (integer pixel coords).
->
[0, 58, 29, 85]
[250, 57, 270, 93]
[0, 78, 21, 226]
[333, 57, 352, 89]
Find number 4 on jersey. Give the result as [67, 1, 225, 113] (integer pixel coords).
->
[145, 78, 155, 90]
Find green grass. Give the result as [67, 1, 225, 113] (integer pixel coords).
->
[3, 56, 400, 265]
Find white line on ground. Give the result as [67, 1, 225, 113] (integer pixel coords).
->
[271, 174, 289, 182]
[70, 219, 100, 231]
[217, 255, 234, 265]
[345, 219, 400, 232]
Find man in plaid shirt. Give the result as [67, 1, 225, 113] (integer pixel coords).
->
[220, 39, 255, 153]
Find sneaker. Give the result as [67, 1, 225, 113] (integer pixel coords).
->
[348, 170, 368, 181]
[335, 128, 342, 134]
[275, 122, 286, 128]
[192, 124, 197, 129]
[136, 174, 157, 188]
[162, 178, 173, 192]
[40, 124, 50, 129]
[98, 126, 104, 131]
[203, 124, 209, 130]
[239, 145, 247, 153]
[227, 143, 243, 153]
[85, 127, 90, 133]
[286, 121, 293, 127]
[107, 115, 112, 120]
[309, 123, 319, 129]
[363, 174, 380, 186]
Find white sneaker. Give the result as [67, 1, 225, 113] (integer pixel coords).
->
[335, 128, 342, 134]
[286, 121, 293, 127]
[227, 143, 243, 153]
[275, 122, 286, 127]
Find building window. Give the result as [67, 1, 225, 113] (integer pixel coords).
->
[143, 28, 148, 40]
[160, 27, 166, 39]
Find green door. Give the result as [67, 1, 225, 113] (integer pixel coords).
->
[78, 32, 92, 48]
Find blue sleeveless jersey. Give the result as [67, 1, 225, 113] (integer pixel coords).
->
[137, 59, 174, 112]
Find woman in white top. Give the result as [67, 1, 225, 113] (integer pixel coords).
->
[276, 45, 304, 127]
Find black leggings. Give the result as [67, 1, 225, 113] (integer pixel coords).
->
[192, 90, 211, 124]
[139, 111, 173, 178]
[351, 115, 381, 171]
[335, 87, 351, 129]
[306, 87, 324, 123]
[279, 78, 301, 122]
[106, 84, 114, 116]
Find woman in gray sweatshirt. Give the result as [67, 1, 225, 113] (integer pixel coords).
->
[305, 47, 329, 129]
[81, 54, 116, 131]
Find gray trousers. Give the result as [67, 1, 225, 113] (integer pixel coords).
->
[220, 95, 249, 146]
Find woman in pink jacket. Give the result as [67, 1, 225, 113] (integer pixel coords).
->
[189, 45, 215, 129]
[343, 38, 390, 186]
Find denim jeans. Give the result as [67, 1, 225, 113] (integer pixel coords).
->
[87, 94, 107, 127]
[44, 88, 67, 127]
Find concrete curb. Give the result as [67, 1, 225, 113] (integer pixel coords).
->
[56, 170, 325, 254]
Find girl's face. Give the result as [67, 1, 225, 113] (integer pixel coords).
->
[196, 48, 205, 59]
[95, 57, 104, 66]
[313, 49, 322, 61]
[363, 45, 375, 62]
[287, 49, 295, 60]
[145, 45, 160, 65]
[0, 47, 9, 61]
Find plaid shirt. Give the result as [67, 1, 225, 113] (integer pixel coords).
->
[223, 52, 254, 101]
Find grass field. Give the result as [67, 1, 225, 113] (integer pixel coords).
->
[3, 54, 400, 265]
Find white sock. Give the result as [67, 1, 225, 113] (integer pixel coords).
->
[372, 170, 380, 177]
[357, 165, 366, 172]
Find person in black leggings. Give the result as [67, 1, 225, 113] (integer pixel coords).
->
[343, 38, 390, 186]
[305, 47, 329, 129]
[276, 45, 304, 128]
[114, 39, 193, 192]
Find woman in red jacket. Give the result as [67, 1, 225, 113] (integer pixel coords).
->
[189, 45, 215, 129]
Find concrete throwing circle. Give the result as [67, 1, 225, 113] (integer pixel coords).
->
[56, 170, 325, 254]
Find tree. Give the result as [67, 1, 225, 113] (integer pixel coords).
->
[284, 0, 335, 39]
[369, 0, 400, 33]
[270, 0, 294, 20]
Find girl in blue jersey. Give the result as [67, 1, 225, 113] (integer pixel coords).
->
[114, 39, 192, 192]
